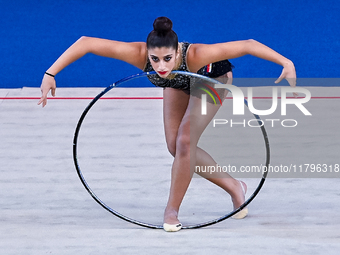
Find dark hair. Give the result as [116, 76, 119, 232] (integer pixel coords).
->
[146, 17, 178, 51]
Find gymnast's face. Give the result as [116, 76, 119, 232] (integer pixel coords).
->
[148, 47, 178, 78]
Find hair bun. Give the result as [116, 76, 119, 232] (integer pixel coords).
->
[153, 17, 173, 34]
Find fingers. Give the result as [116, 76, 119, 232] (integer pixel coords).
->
[51, 87, 56, 97]
[37, 97, 46, 107]
[274, 68, 298, 98]
[275, 68, 297, 87]
[286, 77, 297, 88]
[38, 76, 56, 107]
[274, 69, 285, 84]
[38, 87, 55, 107]
[275, 77, 298, 97]
[274, 75, 284, 84]
[38, 88, 48, 107]
[38, 86, 47, 107]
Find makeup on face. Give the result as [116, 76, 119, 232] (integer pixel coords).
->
[148, 47, 177, 78]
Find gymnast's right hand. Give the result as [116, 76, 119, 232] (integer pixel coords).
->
[38, 73, 56, 107]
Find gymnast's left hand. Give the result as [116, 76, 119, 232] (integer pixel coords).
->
[38, 74, 56, 107]
[274, 60, 298, 97]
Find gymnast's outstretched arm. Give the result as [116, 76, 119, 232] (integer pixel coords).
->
[38, 36, 147, 107]
[188, 39, 296, 88]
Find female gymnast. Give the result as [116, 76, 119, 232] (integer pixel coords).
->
[39, 17, 296, 232]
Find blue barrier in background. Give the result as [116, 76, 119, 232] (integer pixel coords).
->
[1, 0, 339, 88]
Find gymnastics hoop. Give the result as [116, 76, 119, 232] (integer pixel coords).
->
[73, 71, 270, 229]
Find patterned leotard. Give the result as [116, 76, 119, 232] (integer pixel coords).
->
[143, 42, 233, 93]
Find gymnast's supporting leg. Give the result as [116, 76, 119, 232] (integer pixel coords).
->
[162, 87, 191, 228]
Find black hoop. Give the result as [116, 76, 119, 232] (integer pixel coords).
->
[73, 71, 270, 229]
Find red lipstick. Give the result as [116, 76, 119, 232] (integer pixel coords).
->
[158, 71, 167, 75]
